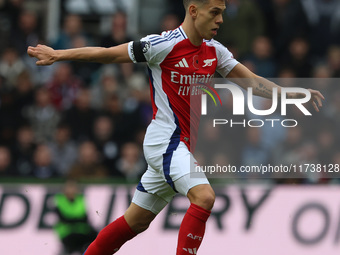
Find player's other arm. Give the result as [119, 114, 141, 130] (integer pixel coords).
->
[27, 43, 132, 66]
[226, 63, 325, 112]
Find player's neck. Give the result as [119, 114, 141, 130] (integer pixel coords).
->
[181, 18, 203, 46]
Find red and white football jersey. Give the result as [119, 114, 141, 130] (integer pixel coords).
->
[128, 26, 238, 151]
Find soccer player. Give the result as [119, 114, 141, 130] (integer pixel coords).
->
[27, 0, 324, 254]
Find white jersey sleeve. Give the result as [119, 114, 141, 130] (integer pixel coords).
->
[212, 40, 239, 77]
[128, 31, 179, 65]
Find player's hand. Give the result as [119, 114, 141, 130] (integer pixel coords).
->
[291, 89, 325, 112]
[307, 88, 325, 112]
[27, 44, 57, 66]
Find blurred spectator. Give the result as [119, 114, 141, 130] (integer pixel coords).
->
[119, 62, 135, 83]
[210, 152, 235, 179]
[167, 0, 185, 22]
[134, 128, 146, 147]
[271, 125, 305, 166]
[312, 63, 332, 79]
[125, 72, 153, 128]
[100, 10, 133, 48]
[240, 127, 270, 174]
[0, 67, 35, 144]
[102, 93, 138, 144]
[242, 36, 277, 77]
[327, 45, 340, 77]
[32, 143, 58, 179]
[277, 67, 297, 78]
[115, 142, 146, 181]
[100, 10, 134, 82]
[11, 125, 36, 176]
[12, 71, 35, 116]
[0, 90, 17, 145]
[249, 99, 287, 151]
[0, 47, 25, 89]
[311, 64, 333, 104]
[48, 123, 78, 177]
[46, 62, 82, 111]
[271, 0, 308, 60]
[62, 88, 97, 142]
[68, 141, 108, 180]
[330, 151, 340, 183]
[0, 0, 24, 51]
[92, 115, 119, 174]
[160, 13, 181, 32]
[316, 124, 337, 165]
[296, 141, 321, 183]
[254, 0, 276, 38]
[90, 65, 122, 109]
[324, 90, 340, 130]
[212, 91, 246, 166]
[54, 179, 97, 255]
[0, 73, 4, 91]
[52, 14, 89, 50]
[10, 9, 40, 56]
[0, 146, 14, 176]
[300, 0, 340, 59]
[23, 86, 61, 143]
[196, 120, 225, 165]
[280, 37, 312, 77]
[271, 126, 307, 183]
[69, 35, 100, 85]
[215, 0, 265, 58]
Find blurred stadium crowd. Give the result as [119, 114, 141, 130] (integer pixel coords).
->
[0, 0, 340, 184]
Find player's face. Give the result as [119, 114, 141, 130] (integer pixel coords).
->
[195, 0, 226, 40]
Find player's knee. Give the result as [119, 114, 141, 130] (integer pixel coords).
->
[127, 214, 154, 233]
[130, 219, 151, 233]
[124, 203, 156, 234]
[198, 190, 215, 210]
[188, 186, 215, 211]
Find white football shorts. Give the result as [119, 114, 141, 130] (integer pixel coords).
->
[132, 141, 209, 214]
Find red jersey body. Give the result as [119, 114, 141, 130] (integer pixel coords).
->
[128, 26, 238, 151]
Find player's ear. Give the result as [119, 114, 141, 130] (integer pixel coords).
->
[189, 4, 198, 19]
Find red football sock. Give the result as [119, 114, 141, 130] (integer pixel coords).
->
[177, 203, 211, 255]
[84, 215, 136, 255]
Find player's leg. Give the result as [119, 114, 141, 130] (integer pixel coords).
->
[124, 202, 156, 233]
[83, 189, 167, 255]
[138, 140, 213, 254]
[186, 184, 215, 210]
[83, 203, 153, 255]
[167, 142, 214, 255]
[175, 181, 214, 254]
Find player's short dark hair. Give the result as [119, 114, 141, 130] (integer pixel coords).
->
[183, 0, 210, 10]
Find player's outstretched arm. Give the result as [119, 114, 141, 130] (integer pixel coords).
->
[227, 63, 325, 112]
[27, 43, 132, 66]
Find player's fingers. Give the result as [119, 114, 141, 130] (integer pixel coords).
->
[314, 90, 325, 100]
[315, 95, 323, 108]
[312, 101, 319, 112]
[36, 60, 46, 66]
[319, 92, 325, 100]
[309, 89, 325, 100]
[27, 48, 36, 57]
